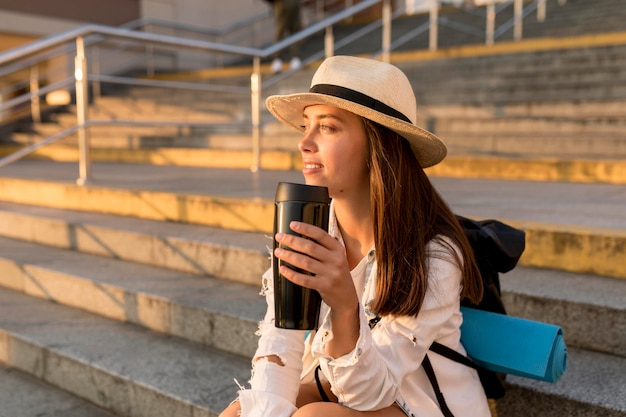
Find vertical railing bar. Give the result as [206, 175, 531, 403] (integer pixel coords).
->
[514, 0, 523, 40]
[325, 26, 334, 58]
[486, 0, 495, 46]
[75, 36, 91, 185]
[429, 0, 439, 51]
[381, 0, 391, 63]
[29, 65, 41, 124]
[537, 0, 546, 22]
[250, 56, 262, 173]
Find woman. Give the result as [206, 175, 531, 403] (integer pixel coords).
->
[219, 55, 489, 417]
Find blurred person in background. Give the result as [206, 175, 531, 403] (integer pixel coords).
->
[269, 0, 303, 73]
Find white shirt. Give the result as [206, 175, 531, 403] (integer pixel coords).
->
[238, 204, 490, 417]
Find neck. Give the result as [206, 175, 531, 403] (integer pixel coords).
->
[333, 194, 374, 269]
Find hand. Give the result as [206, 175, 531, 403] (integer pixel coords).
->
[274, 221, 358, 317]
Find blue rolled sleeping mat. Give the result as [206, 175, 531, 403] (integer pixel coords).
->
[460, 307, 568, 383]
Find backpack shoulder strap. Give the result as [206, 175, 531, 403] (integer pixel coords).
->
[422, 354, 456, 417]
[422, 342, 482, 417]
[429, 341, 478, 369]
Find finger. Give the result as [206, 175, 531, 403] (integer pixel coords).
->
[277, 261, 341, 297]
[288, 221, 338, 249]
[274, 246, 323, 277]
[277, 262, 321, 290]
[275, 232, 327, 262]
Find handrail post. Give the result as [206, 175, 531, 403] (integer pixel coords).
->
[75, 36, 91, 185]
[514, 0, 523, 41]
[325, 26, 334, 58]
[429, 0, 439, 51]
[29, 65, 41, 124]
[486, 0, 495, 46]
[381, 0, 391, 63]
[537, 0, 546, 22]
[250, 55, 262, 173]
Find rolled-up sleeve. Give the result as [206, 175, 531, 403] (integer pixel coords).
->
[239, 267, 307, 417]
[311, 238, 463, 411]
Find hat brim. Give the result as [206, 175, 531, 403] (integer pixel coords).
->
[266, 92, 447, 168]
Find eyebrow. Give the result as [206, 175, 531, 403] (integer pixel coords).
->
[302, 112, 342, 122]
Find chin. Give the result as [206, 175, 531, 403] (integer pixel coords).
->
[304, 177, 322, 187]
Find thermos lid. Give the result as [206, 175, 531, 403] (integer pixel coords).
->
[275, 182, 330, 204]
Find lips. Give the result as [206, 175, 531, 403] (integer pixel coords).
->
[304, 163, 323, 169]
[302, 158, 323, 169]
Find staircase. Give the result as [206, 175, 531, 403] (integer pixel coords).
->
[5, 34, 626, 161]
[2, 0, 626, 161]
[4, 35, 626, 162]
[0, 158, 625, 416]
[1, 0, 626, 416]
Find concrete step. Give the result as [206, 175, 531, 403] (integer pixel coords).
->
[0, 206, 624, 358]
[0, 285, 252, 417]
[6, 128, 616, 160]
[0, 362, 122, 417]
[501, 266, 626, 358]
[396, 42, 626, 105]
[1, 195, 625, 348]
[0, 201, 269, 286]
[3, 144, 626, 185]
[10, 126, 257, 150]
[432, 114, 626, 159]
[10, 116, 626, 159]
[400, 44, 626, 80]
[0, 221, 625, 416]
[0, 160, 625, 279]
[423, 101, 626, 118]
[90, 95, 244, 119]
[52, 98, 626, 130]
[3, 285, 624, 417]
[0, 235, 263, 358]
[438, 131, 626, 160]
[497, 348, 626, 416]
[435, 117, 626, 135]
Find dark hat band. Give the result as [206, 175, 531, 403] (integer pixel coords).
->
[309, 84, 412, 124]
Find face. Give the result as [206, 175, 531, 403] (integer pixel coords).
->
[299, 104, 370, 199]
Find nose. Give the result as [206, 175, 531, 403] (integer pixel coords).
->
[298, 128, 316, 153]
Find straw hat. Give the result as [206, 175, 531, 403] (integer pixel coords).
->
[265, 55, 447, 168]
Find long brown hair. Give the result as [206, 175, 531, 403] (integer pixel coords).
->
[364, 119, 483, 317]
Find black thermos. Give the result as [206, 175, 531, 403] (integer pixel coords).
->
[273, 182, 330, 330]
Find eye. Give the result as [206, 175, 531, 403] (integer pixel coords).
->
[319, 124, 336, 133]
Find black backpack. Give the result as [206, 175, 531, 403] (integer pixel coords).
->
[422, 215, 526, 416]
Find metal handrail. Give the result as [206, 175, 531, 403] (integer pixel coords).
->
[494, 0, 539, 39]
[0, 0, 391, 182]
[0, 0, 563, 183]
[91, 74, 250, 95]
[121, 11, 273, 38]
[1, 77, 73, 110]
